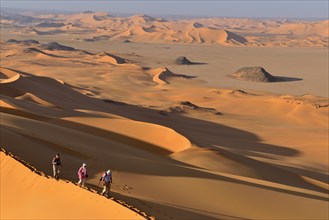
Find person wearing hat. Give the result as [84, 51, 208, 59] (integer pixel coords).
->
[77, 163, 88, 187]
[100, 169, 112, 197]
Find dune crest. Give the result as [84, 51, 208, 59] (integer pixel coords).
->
[185, 27, 247, 44]
[15, 92, 58, 108]
[0, 67, 21, 83]
[61, 117, 192, 154]
[266, 20, 329, 37]
[2, 10, 328, 47]
[0, 150, 146, 220]
[149, 67, 194, 85]
[96, 52, 126, 65]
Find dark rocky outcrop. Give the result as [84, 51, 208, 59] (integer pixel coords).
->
[40, 42, 75, 51]
[36, 22, 65, 27]
[175, 56, 207, 65]
[175, 56, 193, 65]
[7, 39, 39, 44]
[230, 66, 277, 82]
[82, 10, 95, 14]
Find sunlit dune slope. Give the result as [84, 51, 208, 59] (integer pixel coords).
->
[0, 151, 145, 220]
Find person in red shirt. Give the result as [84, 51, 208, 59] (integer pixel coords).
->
[77, 163, 88, 187]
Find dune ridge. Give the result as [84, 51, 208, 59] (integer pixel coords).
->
[96, 52, 126, 65]
[149, 67, 195, 85]
[0, 67, 21, 83]
[61, 117, 191, 154]
[0, 148, 148, 220]
[15, 92, 58, 108]
[0, 67, 192, 155]
[266, 20, 329, 37]
[2, 10, 327, 47]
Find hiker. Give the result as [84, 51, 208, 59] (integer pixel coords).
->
[52, 154, 61, 180]
[78, 163, 88, 187]
[100, 169, 112, 197]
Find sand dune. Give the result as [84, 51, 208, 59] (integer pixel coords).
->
[96, 52, 126, 65]
[0, 67, 21, 83]
[56, 11, 112, 24]
[2, 9, 328, 47]
[12, 11, 328, 47]
[61, 117, 191, 154]
[15, 92, 58, 108]
[0, 67, 92, 108]
[1, 67, 328, 219]
[118, 23, 247, 45]
[149, 67, 194, 85]
[0, 66, 191, 154]
[1, 18, 328, 219]
[183, 26, 247, 44]
[0, 150, 146, 220]
[266, 20, 329, 37]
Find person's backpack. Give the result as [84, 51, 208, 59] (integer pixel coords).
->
[99, 172, 104, 181]
[100, 171, 112, 183]
[100, 172, 107, 181]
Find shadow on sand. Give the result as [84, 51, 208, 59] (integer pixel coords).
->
[275, 76, 303, 82]
[1, 68, 328, 220]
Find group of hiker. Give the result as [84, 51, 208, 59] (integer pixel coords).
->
[52, 154, 112, 197]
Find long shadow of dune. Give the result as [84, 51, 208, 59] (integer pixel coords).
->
[1, 68, 328, 198]
[94, 103, 329, 193]
[25, 47, 65, 58]
[1, 103, 328, 198]
[182, 61, 208, 65]
[98, 101, 299, 157]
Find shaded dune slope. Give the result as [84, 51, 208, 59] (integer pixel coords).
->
[0, 67, 191, 155]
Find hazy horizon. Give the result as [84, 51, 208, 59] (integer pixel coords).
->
[1, 0, 328, 19]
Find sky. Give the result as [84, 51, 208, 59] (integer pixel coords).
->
[1, 0, 328, 19]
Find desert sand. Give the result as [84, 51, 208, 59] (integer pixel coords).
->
[1, 9, 328, 220]
[1, 149, 146, 219]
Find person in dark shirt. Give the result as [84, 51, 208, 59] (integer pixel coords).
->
[52, 154, 61, 180]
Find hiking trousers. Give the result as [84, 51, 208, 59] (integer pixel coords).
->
[53, 164, 61, 178]
[78, 178, 86, 187]
[102, 182, 111, 195]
